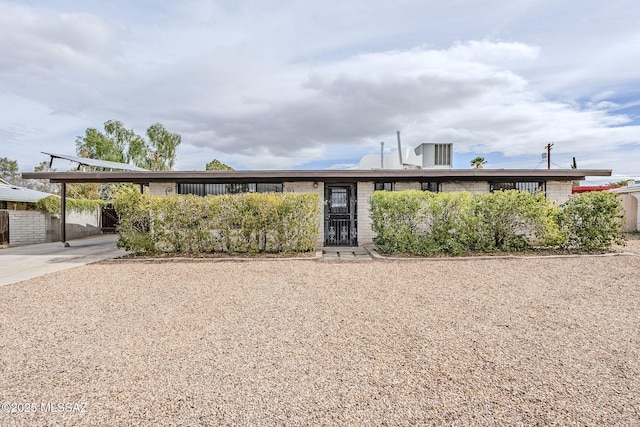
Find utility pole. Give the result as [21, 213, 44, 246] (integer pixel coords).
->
[545, 143, 554, 169]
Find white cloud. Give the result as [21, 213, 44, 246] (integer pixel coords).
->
[0, 0, 639, 178]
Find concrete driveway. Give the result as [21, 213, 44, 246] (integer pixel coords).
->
[0, 234, 127, 286]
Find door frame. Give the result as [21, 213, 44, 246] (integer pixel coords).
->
[324, 183, 357, 246]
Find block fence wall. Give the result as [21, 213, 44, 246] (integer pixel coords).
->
[6, 210, 101, 246]
[7, 211, 46, 246]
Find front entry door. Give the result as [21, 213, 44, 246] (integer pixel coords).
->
[324, 185, 357, 246]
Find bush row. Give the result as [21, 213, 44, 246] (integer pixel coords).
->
[112, 188, 321, 255]
[370, 190, 625, 255]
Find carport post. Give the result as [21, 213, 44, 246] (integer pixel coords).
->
[61, 182, 67, 246]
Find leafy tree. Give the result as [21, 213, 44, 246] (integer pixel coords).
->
[206, 159, 234, 171]
[76, 121, 141, 163]
[470, 156, 487, 169]
[146, 123, 181, 171]
[24, 161, 60, 193]
[75, 120, 181, 170]
[0, 157, 19, 183]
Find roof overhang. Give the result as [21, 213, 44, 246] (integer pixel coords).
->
[22, 169, 612, 185]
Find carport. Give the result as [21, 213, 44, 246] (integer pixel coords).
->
[23, 153, 148, 245]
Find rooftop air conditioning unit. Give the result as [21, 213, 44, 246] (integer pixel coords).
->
[414, 143, 453, 169]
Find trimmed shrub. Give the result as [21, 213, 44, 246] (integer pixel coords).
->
[472, 190, 562, 252]
[557, 191, 625, 251]
[112, 187, 320, 255]
[370, 190, 562, 255]
[370, 190, 477, 256]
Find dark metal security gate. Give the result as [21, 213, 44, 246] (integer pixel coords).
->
[101, 205, 119, 233]
[0, 210, 8, 246]
[324, 185, 357, 246]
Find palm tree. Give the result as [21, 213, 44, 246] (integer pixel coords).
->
[470, 156, 487, 169]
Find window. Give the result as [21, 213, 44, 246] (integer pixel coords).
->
[178, 183, 283, 196]
[329, 188, 348, 213]
[421, 182, 441, 192]
[374, 182, 394, 191]
[434, 144, 452, 166]
[490, 181, 545, 195]
[0, 200, 6, 209]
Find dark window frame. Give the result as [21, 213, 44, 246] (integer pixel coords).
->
[177, 182, 283, 196]
[374, 182, 394, 191]
[421, 181, 441, 192]
[490, 181, 546, 195]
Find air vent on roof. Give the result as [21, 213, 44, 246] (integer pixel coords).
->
[414, 143, 453, 169]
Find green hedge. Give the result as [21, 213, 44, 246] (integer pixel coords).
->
[556, 191, 625, 251]
[36, 195, 105, 216]
[370, 190, 622, 255]
[112, 187, 321, 255]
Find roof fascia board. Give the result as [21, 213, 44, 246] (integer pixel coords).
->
[22, 169, 612, 184]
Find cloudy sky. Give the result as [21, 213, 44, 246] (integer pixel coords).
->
[1, 0, 639, 180]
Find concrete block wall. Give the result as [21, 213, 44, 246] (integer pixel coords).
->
[149, 182, 177, 196]
[357, 181, 376, 246]
[442, 181, 490, 194]
[47, 210, 102, 242]
[394, 182, 421, 191]
[8, 210, 46, 246]
[283, 181, 325, 248]
[546, 180, 572, 205]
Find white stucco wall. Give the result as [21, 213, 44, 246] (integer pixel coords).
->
[617, 193, 640, 232]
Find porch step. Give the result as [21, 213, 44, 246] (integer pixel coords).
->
[321, 247, 371, 260]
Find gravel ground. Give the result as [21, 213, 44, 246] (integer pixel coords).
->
[1, 245, 639, 426]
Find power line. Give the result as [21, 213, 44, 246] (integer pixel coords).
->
[551, 161, 570, 170]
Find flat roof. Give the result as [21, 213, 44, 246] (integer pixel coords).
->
[22, 169, 612, 184]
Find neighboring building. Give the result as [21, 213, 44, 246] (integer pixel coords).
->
[610, 183, 640, 232]
[25, 168, 612, 247]
[0, 179, 55, 246]
[572, 185, 620, 194]
[0, 178, 54, 210]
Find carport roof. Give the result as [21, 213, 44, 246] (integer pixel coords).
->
[22, 169, 612, 184]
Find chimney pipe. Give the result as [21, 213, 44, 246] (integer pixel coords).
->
[380, 141, 384, 169]
[396, 130, 403, 166]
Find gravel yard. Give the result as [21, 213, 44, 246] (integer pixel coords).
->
[1, 247, 639, 425]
